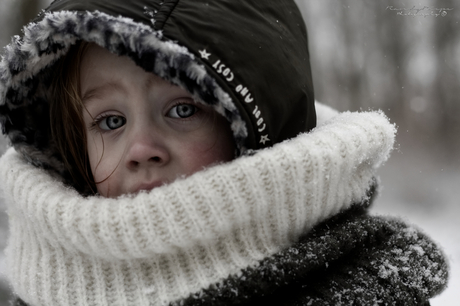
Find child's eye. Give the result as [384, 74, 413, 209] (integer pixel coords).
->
[98, 115, 126, 130]
[168, 104, 197, 119]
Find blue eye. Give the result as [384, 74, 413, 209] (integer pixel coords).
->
[98, 115, 126, 130]
[168, 104, 197, 118]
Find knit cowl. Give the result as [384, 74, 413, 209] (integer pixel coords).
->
[0, 106, 397, 306]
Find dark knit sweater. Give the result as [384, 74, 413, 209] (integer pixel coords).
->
[174, 205, 446, 305]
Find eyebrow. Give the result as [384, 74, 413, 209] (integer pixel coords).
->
[82, 81, 122, 104]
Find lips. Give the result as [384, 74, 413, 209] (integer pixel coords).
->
[133, 181, 165, 193]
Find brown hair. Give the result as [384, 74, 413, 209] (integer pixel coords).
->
[50, 41, 96, 194]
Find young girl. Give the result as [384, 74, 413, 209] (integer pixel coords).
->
[0, 0, 448, 305]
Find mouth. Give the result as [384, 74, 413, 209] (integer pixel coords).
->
[133, 181, 165, 194]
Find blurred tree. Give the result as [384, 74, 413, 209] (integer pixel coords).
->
[433, 0, 460, 150]
[19, 0, 41, 26]
[297, 0, 460, 155]
[0, 0, 43, 46]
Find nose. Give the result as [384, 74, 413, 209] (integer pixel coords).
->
[125, 131, 170, 170]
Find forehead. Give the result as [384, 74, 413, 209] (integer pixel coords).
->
[80, 44, 144, 84]
[80, 44, 186, 103]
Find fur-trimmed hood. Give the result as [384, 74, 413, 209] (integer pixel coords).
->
[0, 0, 315, 186]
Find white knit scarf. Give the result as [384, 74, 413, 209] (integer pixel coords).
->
[0, 105, 395, 306]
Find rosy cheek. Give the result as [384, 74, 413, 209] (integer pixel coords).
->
[87, 145, 122, 197]
[183, 138, 230, 173]
[96, 182, 108, 197]
[94, 170, 119, 198]
[185, 118, 234, 170]
[87, 136, 103, 168]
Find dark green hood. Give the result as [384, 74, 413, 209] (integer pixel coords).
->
[0, 0, 315, 183]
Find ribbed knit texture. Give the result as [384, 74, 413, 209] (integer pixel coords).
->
[0, 110, 395, 306]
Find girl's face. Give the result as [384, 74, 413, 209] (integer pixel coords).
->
[80, 44, 235, 198]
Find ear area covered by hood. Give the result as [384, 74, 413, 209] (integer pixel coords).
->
[0, 0, 315, 190]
